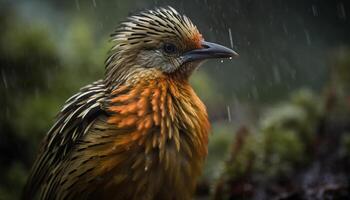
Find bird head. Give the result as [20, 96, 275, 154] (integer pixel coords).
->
[105, 7, 238, 86]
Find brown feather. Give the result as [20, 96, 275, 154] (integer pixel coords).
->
[23, 6, 211, 200]
[52, 74, 209, 199]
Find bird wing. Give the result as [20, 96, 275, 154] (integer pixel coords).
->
[23, 79, 109, 199]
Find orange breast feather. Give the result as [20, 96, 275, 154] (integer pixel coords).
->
[91, 77, 211, 199]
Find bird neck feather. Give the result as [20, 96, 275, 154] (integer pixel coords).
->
[107, 74, 210, 157]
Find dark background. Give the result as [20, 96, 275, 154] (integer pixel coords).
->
[1, 0, 349, 199]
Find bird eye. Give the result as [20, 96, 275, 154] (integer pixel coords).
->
[163, 43, 177, 54]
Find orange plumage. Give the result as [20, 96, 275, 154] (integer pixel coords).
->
[23, 6, 237, 200]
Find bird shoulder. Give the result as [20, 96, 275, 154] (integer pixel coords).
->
[23, 79, 108, 199]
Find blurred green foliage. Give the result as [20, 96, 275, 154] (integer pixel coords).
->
[224, 90, 319, 181]
[213, 75, 350, 199]
[332, 47, 350, 93]
[0, 9, 59, 199]
[0, 7, 109, 199]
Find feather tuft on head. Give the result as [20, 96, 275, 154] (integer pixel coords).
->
[110, 6, 202, 50]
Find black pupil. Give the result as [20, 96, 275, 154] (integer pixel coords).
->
[163, 43, 176, 54]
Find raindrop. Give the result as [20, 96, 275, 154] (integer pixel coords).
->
[220, 59, 224, 63]
[304, 29, 311, 45]
[337, 2, 347, 19]
[75, 0, 80, 10]
[273, 66, 281, 83]
[290, 70, 296, 79]
[312, 5, 318, 17]
[226, 105, 232, 122]
[229, 57, 232, 60]
[92, 0, 97, 7]
[251, 74, 256, 81]
[251, 86, 259, 99]
[282, 23, 288, 35]
[1, 70, 8, 89]
[228, 28, 234, 49]
[144, 156, 151, 171]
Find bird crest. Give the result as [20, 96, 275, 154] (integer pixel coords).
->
[110, 7, 203, 50]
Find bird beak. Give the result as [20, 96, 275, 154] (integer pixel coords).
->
[182, 41, 239, 63]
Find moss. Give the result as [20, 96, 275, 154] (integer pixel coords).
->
[255, 128, 305, 178]
[222, 89, 320, 184]
[225, 132, 257, 179]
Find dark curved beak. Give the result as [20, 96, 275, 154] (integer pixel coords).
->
[182, 41, 239, 63]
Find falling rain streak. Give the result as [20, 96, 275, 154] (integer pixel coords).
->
[1, 71, 8, 89]
[312, 5, 319, 17]
[228, 28, 234, 49]
[226, 105, 231, 122]
[337, 2, 347, 19]
[75, 0, 80, 10]
[304, 29, 311, 45]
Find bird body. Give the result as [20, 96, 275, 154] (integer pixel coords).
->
[23, 7, 237, 200]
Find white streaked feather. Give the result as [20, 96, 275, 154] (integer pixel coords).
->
[110, 7, 198, 48]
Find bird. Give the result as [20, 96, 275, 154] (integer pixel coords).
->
[23, 6, 238, 200]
